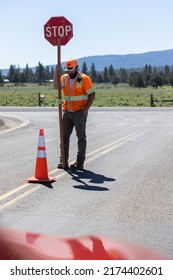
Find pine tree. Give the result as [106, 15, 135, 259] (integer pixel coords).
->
[45, 66, 51, 80]
[119, 68, 128, 83]
[96, 73, 104, 83]
[108, 65, 115, 82]
[89, 63, 97, 82]
[0, 70, 4, 85]
[50, 66, 55, 79]
[129, 72, 145, 88]
[142, 64, 152, 86]
[8, 65, 16, 82]
[35, 62, 46, 85]
[23, 64, 31, 82]
[103, 67, 109, 83]
[82, 61, 88, 74]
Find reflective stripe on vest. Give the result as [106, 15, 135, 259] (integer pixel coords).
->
[87, 88, 95, 95]
[61, 81, 65, 88]
[61, 74, 68, 88]
[64, 95, 88, 101]
[76, 81, 82, 88]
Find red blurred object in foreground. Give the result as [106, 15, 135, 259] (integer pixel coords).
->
[0, 227, 169, 260]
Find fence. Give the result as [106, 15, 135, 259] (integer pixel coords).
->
[150, 94, 173, 107]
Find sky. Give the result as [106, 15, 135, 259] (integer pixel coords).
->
[1, 0, 173, 69]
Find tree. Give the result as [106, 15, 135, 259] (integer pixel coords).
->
[50, 66, 55, 79]
[96, 73, 104, 83]
[23, 64, 31, 82]
[7, 65, 21, 84]
[0, 70, 4, 86]
[142, 64, 152, 86]
[35, 62, 46, 85]
[90, 63, 97, 82]
[163, 65, 170, 84]
[108, 65, 114, 82]
[8, 65, 16, 82]
[169, 75, 173, 86]
[20, 72, 26, 85]
[112, 75, 119, 85]
[45, 66, 51, 80]
[119, 68, 128, 83]
[164, 65, 170, 76]
[108, 64, 118, 84]
[151, 73, 163, 88]
[103, 67, 109, 83]
[81, 61, 88, 74]
[13, 71, 20, 84]
[129, 72, 145, 88]
[29, 68, 34, 82]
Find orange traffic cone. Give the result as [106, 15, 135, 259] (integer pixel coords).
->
[27, 129, 56, 183]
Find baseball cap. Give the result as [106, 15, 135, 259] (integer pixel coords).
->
[65, 58, 78, 72]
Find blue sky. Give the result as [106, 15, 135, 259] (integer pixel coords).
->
[1, 0, 173, 69]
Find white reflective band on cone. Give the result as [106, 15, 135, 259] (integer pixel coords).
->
[38, 136, 45, 147]
[37, 150, 46, 158]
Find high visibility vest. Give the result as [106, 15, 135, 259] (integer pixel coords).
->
[61, 72, 95, 111]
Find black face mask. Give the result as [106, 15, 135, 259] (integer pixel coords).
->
[68, 69, 78, 79]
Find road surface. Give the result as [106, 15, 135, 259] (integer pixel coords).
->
[0, 107, 173, 258]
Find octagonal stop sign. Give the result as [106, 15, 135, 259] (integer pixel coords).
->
[44, 16, 73, 46]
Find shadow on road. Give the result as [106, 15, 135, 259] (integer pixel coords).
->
[67, 169, 115, 191]
[29, 182, 54, 189]
[42, 183, 54, 189]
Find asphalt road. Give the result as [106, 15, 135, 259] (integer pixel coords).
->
[0, 107, 173, 258]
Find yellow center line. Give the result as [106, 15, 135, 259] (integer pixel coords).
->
[0, 183, 29, 201]
[86, 132, 137, 157]
[0, 131, 142, 210]
[0, 186, 41, 211]
[0, 172, 64, 202]
[49, 132, 138, 175]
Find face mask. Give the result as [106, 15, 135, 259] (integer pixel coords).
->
[65, 66, 79, 78]
[68, 69, 78, 79]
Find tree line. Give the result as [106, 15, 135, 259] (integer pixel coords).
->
[1, 61, 173, 88]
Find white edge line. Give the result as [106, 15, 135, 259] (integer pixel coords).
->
[0, 115, 29, 135]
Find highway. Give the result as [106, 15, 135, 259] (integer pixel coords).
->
[0, 107, 173, 258]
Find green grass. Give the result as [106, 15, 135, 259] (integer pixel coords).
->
[1, 83, 173, 107]
[93, 84, 173, 107]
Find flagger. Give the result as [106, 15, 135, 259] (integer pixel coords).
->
[54, 58, 95, 170]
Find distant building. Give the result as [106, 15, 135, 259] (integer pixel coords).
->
[3, 79, 10, 83]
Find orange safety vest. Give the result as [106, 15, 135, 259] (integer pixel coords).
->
[61, 72, 95, 111]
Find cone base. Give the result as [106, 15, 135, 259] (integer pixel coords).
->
[27, 176, 56, 183]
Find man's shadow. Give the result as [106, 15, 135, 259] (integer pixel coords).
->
[67, 168, 116, 191]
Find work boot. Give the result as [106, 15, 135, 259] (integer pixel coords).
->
[70, 162, 84, 170]
[57, 161, 69, 170]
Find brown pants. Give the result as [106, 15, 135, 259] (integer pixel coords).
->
[62, 110, 88, 164]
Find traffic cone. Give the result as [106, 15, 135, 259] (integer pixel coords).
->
[27, 129, 56, 183]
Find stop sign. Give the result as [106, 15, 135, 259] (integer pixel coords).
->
[44, 17, 73, 46]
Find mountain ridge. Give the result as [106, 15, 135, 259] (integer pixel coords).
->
[75, 49, 173, 71]
[1, 48, 173, 75]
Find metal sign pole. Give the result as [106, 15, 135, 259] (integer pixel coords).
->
[57, 38, 65, 168]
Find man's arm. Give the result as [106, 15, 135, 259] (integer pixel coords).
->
[83, 92, 95, 114]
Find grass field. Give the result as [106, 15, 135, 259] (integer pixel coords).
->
[1, 83, 173, 107]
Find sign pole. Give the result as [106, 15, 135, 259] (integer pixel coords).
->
[57, 38, 65, 168]
[44, 16, 73, 169]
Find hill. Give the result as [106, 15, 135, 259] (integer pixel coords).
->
[1, 49, 173, 75]
[75, 49, 173, 71]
